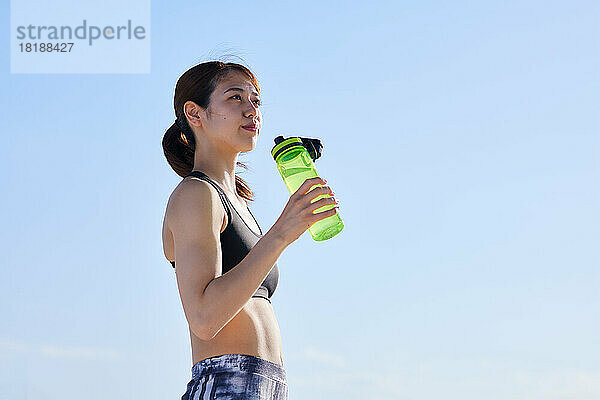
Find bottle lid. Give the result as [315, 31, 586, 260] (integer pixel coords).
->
[271, 136, 304, 162]
[271, 135, 323, 162]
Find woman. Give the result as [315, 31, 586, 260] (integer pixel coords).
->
[161, 61, 340, 400]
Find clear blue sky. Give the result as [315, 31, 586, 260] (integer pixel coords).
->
[1, 1, 599, 399]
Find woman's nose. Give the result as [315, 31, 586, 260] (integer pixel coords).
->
[244, 104, 259, 118]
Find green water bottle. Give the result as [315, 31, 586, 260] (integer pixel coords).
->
[271, 136, 344, 241]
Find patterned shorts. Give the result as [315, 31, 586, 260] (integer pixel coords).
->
[181, 354, 288, 400]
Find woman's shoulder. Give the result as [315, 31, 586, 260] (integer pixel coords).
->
[171, 174, 216, 199]
[166, 176, 227, 232]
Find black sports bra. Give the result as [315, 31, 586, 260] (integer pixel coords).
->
[169, 170, 279, 303]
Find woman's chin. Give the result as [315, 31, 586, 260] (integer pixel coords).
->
[239, 137, 257, 152]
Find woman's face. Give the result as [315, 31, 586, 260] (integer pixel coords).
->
[200, 71, 262, 152]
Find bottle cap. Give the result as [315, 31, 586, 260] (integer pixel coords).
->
[271, 135, 323, 162]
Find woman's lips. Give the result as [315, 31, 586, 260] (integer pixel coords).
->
[242, 126, 257, 132]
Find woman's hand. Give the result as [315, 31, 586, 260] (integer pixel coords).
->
[269, 177, 339, 246]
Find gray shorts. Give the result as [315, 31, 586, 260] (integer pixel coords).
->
[181, 354, 288, 400]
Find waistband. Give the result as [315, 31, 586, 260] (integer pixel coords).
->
[191, 354, 286, 384]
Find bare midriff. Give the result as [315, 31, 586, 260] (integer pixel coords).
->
[189, 297, 284, 367]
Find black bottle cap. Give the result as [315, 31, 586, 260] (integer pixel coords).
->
[271, 135, 324, 162]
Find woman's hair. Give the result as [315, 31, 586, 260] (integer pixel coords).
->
[162, 60, 260, 202]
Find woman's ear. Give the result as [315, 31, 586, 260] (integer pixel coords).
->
[183, 101, 204, 129]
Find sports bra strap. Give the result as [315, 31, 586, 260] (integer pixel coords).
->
[185, 170, 232, 224]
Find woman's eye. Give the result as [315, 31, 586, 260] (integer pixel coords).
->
[230, 95, 261, 106]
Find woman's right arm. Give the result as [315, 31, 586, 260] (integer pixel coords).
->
[170, 176, 337, 341]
